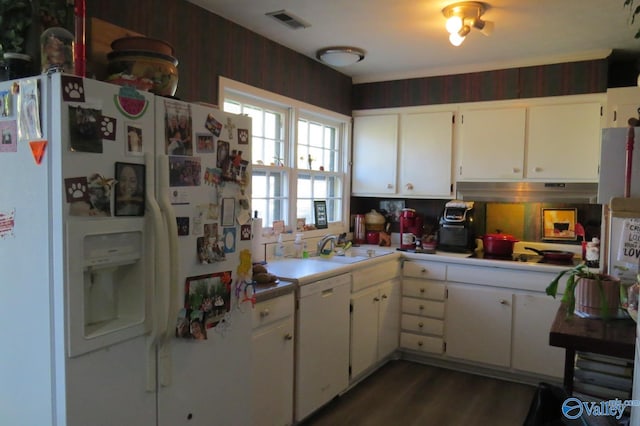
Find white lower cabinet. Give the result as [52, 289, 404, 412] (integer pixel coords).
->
[401, 259, 564, 379]
[295, 274, 351, 422]
[445, 284, 513, 367]
[251, 293, 295, 426]
[400, 260, 446, 355]
[350, 279, 401, 379]
[512, 293, 564, 378]
[350, 260, 401, 380]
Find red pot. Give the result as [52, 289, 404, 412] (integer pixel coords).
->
[481, 233, 518, 256]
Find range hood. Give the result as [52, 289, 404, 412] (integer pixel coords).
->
[456, 182, 599, 204]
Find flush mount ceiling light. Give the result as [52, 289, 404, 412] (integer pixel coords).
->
[442, 1, 494, 47]
[316, 47, 365, 67]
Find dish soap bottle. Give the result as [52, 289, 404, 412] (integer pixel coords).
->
[294, 234, 304, 259]
[275, 233, 285, 258]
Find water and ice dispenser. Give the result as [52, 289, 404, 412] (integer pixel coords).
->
[67, 221, 148, 357]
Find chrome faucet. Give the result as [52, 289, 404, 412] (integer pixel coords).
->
[317, 234, 337, 256]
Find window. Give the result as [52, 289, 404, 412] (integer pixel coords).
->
[220, 78, 350, 234]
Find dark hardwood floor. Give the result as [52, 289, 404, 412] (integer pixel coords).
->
[300, 360, 537, 426]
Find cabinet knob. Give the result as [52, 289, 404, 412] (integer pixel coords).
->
[381, 294, 388, 300]
[405, 183, 414, 190]
[418, 322, 424, 328]
[419, 305, 424, 310]
[418, 341, 423, 347]
[533, 167, 543, 173]
[386, 183, 393, 189]
[373, 297, 380, 302]
[499, 299, 509, 305]
[420, 268, 427, 273]
[260, 309, 270, 317]
[284, 333, 293, 341]
[419, 288, 425, 293]
[512, 167, 520, 173]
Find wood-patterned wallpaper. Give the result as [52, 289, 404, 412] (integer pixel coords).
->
[88, 0, 353, 116]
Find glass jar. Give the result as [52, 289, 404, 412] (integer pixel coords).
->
[40, 27, 75, 74]
[2, 53, 32, 80]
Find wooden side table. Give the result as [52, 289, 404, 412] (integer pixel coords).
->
[549, 303, 636, 394]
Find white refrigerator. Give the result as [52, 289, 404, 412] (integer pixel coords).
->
[0, 73, 254, 426]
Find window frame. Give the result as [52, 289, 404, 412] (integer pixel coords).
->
[219, 77, 352, 240]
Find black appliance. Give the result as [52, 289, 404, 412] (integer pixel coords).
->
[437, 201, 476, 253]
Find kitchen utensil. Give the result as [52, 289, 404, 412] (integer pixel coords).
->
[481, 233, 518, 256]
[524, 247, 575, 262]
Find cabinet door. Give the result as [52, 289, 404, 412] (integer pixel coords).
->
[377, 280, 400, 360]
[252, 317, 294, 426]
[512, 293, 564, 378]
[527, 102, 602, 180]
[350, 286, 380, 379]
[399, 111, 453, 197]
[352, 115, 398, 195]
[606, 87, 640, 128]
[458, 107, 526, 180]
[446, 284, 512, 367]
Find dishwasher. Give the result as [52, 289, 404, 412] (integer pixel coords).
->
[295, 272, 351, 422]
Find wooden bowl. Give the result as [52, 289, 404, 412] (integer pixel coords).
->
[110, 36, 175, 57]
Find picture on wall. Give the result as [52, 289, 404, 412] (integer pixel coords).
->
[542, 208, 577, 241]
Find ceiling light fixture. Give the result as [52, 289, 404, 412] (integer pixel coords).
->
[316, 47, 365, 67]
[442, 2, 494, 47]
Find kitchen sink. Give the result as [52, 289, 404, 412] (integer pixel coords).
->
[307, 247, 395, 264]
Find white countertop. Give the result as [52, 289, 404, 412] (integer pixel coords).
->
[263, 243, 581, 286]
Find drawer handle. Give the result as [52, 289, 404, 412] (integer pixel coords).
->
[420, 268, 427, 273]
[381, 294, 388, 300]
[322, 289, 334, 296]
[418, 341, 423, 347]
[284, 333, 293, 341]
[419, 288, 425, 293]
[373, 297, 380, 302]
[260, 309, 270, 317]
[419, 305, 424, 310]
[418, 322, 424, 328]
[500, 299, 509, 305]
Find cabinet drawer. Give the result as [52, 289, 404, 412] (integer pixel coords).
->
[402, 279, 446, 300]
[401, 314, 444, 336]
[402, 297, 444, 319]
[252, 293, 294, 329]
[403, 261, 446, 280]
[400, 332, 444, 355]
[352, 259, 400, 292]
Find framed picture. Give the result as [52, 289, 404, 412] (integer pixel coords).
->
[184, 271, 232, 332]
[379, 199, 405, 222]
[542, 208, 577, 241]
[314, 200, 328, 229]
[114, 162, 145, 216]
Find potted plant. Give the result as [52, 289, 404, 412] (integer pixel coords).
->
[0, 0, 34, 79]
[546, 263, 622, 320]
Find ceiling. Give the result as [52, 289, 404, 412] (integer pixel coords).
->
[188, 0, 640, 84]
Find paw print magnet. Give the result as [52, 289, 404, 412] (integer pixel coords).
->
[237, 129, 249, 144]
[61, 76, 85, 103]
[99, 115, 117, 140]
[64, 177, 90, 203]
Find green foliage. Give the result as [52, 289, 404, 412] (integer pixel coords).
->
[545, 263, 615, 320]
[624, 0, 640, 39]
[0, 0, 32, 54]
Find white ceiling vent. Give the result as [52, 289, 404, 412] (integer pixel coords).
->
[265, 10, 311, 30]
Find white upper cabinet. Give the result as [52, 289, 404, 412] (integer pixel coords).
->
[457, 107, 526, 180]
[527, 102, 602, 180]
[352, 110, 454, 198]
[605, 87, 640, 128]
[399, 111, 454, 198]
[352, 114, 398, 195]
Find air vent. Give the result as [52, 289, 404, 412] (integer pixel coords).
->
[265, 9, 311, 29]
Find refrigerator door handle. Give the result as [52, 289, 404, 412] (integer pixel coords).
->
[144, 152, 169, 391]
[157, 154, 180, 387]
